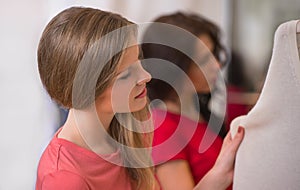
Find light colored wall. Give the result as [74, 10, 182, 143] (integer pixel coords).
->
[0, 1, 64, 189]
[231, 0, 300, 87]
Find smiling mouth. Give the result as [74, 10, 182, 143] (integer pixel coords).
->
[135, 88, 147, 99]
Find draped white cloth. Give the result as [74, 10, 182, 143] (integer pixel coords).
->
[231, 20, 300, 190]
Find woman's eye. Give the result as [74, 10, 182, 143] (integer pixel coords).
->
[197, 54, 211, 66]
[119, 71, 131, 80]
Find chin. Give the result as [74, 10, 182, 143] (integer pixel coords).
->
[130, 99, 148, 112]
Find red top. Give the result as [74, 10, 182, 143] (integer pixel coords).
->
[151, 109, 223, 183]
[36, 129, 132, 190]
[226, 85, 250, 129]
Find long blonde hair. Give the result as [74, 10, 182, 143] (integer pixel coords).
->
[38, 7, 155, 190]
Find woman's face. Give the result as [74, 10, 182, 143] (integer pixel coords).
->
[96, 45, 152, 114]
[188, 34, 220, 93]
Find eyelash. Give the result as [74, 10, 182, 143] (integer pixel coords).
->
[119, 71, 131, 80]
[117, 60, 141, 80]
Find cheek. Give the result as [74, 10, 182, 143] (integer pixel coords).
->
[110, 80, 136, 112]
[189, 67, 210, 92]
[95, 88, 114, 113]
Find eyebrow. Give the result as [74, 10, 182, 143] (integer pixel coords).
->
[116, 46, 141, 76]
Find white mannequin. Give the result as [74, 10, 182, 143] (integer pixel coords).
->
[231, 20, 300, 190]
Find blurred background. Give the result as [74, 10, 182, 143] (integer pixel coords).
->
[0, 0, 299, 189]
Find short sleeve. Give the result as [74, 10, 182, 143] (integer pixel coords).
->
[40, 170, 89, 190]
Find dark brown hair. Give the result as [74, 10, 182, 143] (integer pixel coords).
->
[141, 13, 196, 102]
[141, 12, 228, 137]
[142, 12, 228, 102]
[188, 13, 228, 66]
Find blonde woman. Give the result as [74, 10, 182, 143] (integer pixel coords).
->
[35, 7, 244, 190]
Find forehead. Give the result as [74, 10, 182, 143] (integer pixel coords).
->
[117, 45, 139, 71]
[198, 34, 214, 51]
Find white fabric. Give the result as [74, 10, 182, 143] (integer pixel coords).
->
[230, 20, 300, 190]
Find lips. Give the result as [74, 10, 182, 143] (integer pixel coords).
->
[135, 88, 147, 99]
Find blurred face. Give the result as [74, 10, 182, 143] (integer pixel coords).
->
[96, 45, 152, 114]
[188, 34, 220, 93]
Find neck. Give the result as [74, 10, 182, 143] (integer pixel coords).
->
[59, 107, 116, 154]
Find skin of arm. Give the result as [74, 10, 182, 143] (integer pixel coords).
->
[156, 160, 195, 190]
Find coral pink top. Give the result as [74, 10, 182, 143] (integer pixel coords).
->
[36, 129, 132, 190]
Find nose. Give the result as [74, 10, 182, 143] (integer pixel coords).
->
[136, 65, 152, 86]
